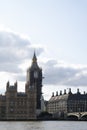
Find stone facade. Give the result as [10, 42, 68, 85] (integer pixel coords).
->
[0, 52, 42, 120]
[47, 89, 87, 119]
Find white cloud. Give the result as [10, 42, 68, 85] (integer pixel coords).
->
[0, 30, 44, 73]
[0, 28, 87, 100]
[43, 59, 87, 87]
[0, 29, 44, 95]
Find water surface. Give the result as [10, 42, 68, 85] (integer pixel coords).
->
[0, 121, 86, 130]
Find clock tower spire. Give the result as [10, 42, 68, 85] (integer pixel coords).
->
[32, 51, 37, 63]
[26, 52, 42, 112]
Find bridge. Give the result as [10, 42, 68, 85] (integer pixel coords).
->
[67, 112, 87, 120]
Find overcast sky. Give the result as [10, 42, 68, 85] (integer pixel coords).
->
[0, 0, 87, 100]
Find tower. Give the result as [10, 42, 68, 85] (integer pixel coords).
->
[26, 52, 42, 116]
[6, 81, 17, 119]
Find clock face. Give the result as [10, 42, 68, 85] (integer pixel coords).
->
[34, 71, 38, 78]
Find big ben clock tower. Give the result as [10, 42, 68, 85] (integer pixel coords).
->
[26, 52, 42, 114]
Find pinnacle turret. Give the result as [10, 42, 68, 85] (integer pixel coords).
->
[32, 51, 37, 63]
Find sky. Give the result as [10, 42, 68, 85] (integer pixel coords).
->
[0, 0, 87, 100]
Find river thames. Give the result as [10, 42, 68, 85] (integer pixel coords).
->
[0, 121, 86, 130]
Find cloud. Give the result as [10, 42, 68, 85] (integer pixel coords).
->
[0, 30, 44, 73]
[0, 29, 87, 88]
[43, 59, 87, 86]
[65, 71, 87, 86]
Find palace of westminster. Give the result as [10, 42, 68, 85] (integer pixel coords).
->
[0, 52, 87, 120]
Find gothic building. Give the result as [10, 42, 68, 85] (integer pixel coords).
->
[0, 52, 43, 120]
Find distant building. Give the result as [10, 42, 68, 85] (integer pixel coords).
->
[47, 88, 87, 119]
[0, 52, 43, 120]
